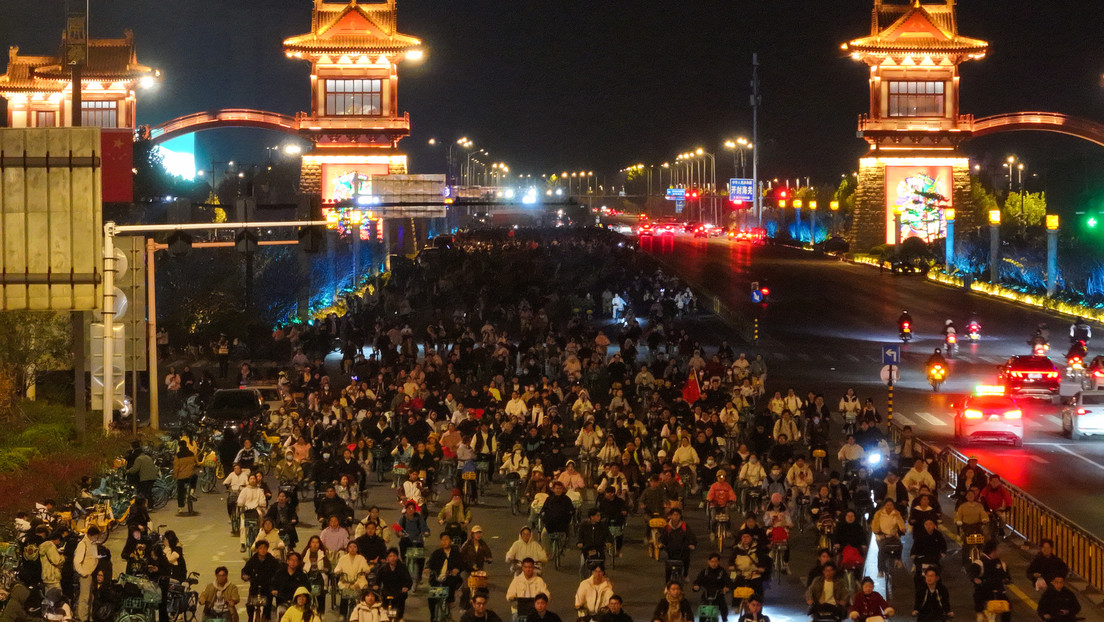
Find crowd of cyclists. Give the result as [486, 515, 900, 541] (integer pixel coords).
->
[0, 228, 1087, 622]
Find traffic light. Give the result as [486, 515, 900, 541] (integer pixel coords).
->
[235, 229, 258, 254]
[166, 230, 192, 257]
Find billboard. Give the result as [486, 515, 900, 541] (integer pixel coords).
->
[320, 162, 390, 203]
[885, 165, 952, 245]
[0, 127, 102, 310]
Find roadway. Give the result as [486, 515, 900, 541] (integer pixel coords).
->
[107, 462, 1064, 622]
[641, 234, 1104, 536]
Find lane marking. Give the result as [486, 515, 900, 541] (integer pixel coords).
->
[845, 354, 860, 363]
[915, 412, 948, 427]
[1038, 443, 1104, 473]
[1046, 416, 1063, 426]
[891, 413, 916, 427]
[796, 353, 812, 362]
[1027, 455, 1049, 464]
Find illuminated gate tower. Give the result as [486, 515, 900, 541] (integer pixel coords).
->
[284, 0, 422, 203]
[843, 0, 988, 251]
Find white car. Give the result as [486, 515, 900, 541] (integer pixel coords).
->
[1061, 390, 1104, 440]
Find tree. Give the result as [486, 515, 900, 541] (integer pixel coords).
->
[0, 312, 72, 421]
[969, 175, 999, 224]
[1003, 191, 1047, 227]
[833, 177, 857, 217]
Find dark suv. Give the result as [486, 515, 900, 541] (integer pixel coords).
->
[201, 388, 266, 432]
[998, 355, 1061, 401]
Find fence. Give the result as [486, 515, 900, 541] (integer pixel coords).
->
[887, 423, 1104, 593]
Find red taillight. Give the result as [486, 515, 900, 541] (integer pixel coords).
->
[948, 335, 957, 343]
[1046, 371, 1060, 379]
[1078, 408, 1088, 415]
[761, 288, 770, 296]
[1095, 371, 1104, 378]
[903, 322, 910, 329]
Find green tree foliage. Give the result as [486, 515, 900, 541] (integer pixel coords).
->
[833, 177, 857, 216]
[969, 175, 1000, 223]
[1002, 191, 1047, 227]
[0, 312, 72, 421]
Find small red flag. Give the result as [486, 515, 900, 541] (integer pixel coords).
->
[682, 370, 701, 404]
[101, 128, 134, 203]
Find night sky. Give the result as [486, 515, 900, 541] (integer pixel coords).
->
[1, 0, 1102, 188]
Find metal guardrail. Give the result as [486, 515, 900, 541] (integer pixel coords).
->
[887, 422, 1104, 593]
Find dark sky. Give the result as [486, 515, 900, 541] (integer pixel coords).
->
[2, 0, 1103, 185]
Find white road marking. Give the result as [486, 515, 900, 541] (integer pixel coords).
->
[796, 353, 812, 362]
[1046, 416, 1063, 426]
[1036, 443, 1104, 473]
[891, 413, 917, 427]
[915, 412, 948, 427]
[1027, 455, 1050, 464]
[845, 354, 860, 363]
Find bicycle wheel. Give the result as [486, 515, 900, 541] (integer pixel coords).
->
[117, 613, 147, 622]
[200, 471, 216, 494]
[184, 592, 199, 622]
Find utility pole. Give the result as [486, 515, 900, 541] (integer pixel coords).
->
[751, 53, 762, 225]
[66, 0, 90, 126]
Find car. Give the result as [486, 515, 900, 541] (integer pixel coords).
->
[997, 355, 1061, 401]
[246, 384, 287, 413]
[1061, 390, 1104, 439]
[201, 388, 267, 433]
[953, 386, 1024, 447]
[1084, 355, 1104, 390]
[637, 223, 654, 236]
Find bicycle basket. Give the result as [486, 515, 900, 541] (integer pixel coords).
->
[607, 525, 623, 537]
[732, 587, 755, 600]
[393, 466, 409, 476]
[467, 574, 488, 590]
[405, 547, 425, 560]
[475, 461, 490, 472]
[698, 605, 720, 619]
[649, 518, 668, 529]
[812, 449, 827, 458]
[713, 514, 729, 524]
[965, 534, 986, 545]
[985, 600, 1010, 613]
[121, 597, 147, 612]
[461, 472, 478, 480]
[428, 586, 451, 599]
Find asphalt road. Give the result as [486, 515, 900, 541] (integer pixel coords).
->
[642, 234, 1104, 536]
[107, 464, 1071, 622]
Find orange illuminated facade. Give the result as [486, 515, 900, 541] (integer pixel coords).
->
[844, 1, 985, 250]
[0, 30, 156, 129]
[844, 0, 987, 152]
[285, 0, 423, 197]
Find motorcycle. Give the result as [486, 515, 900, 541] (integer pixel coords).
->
[1068, 353, 1085, 381]
[968, 321, 981, 341]
[945, 332, 958, 358]
[899, 321, 913, 343]
[928, 364, 946, 392]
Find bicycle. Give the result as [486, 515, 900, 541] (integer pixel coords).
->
[770, 539, 789, 582]
[647, 515, 667, 560]
[462, 469, 479, 506]
[428, 586, 451, 622]
[731, 586, 755, 619]
[809, 449, 826, 475]
[546, 531, 567, 570]
[815, 515, 835, 551]
[404, 546, 425, 592]
[709, 506, 730, 552]
[475, 460, 491, 496]
[604, 523, 622, 569]
[505, 477, 522, 516]
[793, 495, 812, 534]
[664, 559, 685, 585]
[165, 571, 201, 622]
[878, 536, 903, 600]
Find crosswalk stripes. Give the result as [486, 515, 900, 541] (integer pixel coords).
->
[915, 411, 948, 427]
[891, 412, 917, 427]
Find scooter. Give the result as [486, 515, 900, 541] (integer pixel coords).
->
[928, 364, 946, 392]
[899, 322, 913, 343]
[968, 321, 981, 341]
[945, 332, 958, 358]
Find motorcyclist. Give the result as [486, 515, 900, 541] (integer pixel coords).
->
[1071, 318, 1092, 345]
[897, 310, 913, 331]
[942, 319, 957, 338]
[1029, 325, 1050, 350]
[926, 349, 948, 372]
[1066, 340, 1088, 364]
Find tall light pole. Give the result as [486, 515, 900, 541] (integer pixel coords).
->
[449, 138, 472, 185]
[751, 53, 762, 225]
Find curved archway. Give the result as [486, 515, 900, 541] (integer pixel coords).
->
[148, 109, 302, 144]
[970, 112, 1104, 149]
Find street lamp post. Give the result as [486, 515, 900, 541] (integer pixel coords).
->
[1046, 214, 1060, 297]
[989, 209, 1001, 283]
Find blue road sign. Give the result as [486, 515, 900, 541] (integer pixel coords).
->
[666, 188, 686, 201]
[882, 344, 902, 366]
[674, 199, 685, 214]
[729, 178, 755, 202]
[751, 290, 763, 303]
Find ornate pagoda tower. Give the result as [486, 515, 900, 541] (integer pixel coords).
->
[284, 0, 423, 202]
[0, 30, 156, 129]
[843, 0, 988, 251]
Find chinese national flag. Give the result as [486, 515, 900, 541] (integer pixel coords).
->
[101, 128, 134, 203]
[682, 370, 701, 404]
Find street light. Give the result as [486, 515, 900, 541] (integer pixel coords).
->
[723, 137, 752, 178]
